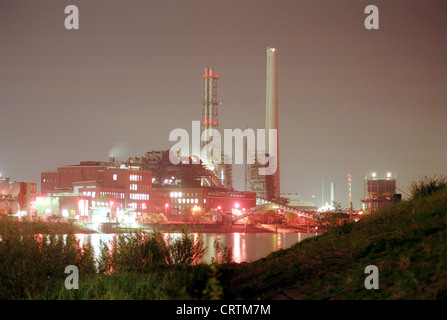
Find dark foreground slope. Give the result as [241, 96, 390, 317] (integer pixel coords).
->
[219, 187, 447, 299]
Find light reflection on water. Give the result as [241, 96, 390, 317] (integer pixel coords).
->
[75, 232, 317, 264]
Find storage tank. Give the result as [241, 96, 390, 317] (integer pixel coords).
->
[0, 181, 11, 195]
[9, 181, 20, 196]
[0, 200, 11, 214]
[9, 201, 20, 214]
[363, 172, 397, 212]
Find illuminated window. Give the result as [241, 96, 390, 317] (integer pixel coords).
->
[113, 174, 117, 181]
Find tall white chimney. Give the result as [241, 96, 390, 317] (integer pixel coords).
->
[266, 47, 280, 200]
[331, 182, 335, 205]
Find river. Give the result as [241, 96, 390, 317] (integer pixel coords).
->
[74, 232, 318, 264]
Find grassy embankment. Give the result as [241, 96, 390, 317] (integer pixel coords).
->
[1, 177, 446, 299]
[219, 178, 447, 299]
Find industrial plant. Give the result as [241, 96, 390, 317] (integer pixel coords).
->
[1, 47, 399, 226]
[28, 47, 312, 225]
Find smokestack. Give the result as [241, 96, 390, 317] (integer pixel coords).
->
[331, 182, 335, 205]
[266, 47, 280, 199]
[322, 179, 324, 206]
[201, 67, 219, 158]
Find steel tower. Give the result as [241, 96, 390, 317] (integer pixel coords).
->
[200, 67, 233, 189]
[201, 67, 219, 152]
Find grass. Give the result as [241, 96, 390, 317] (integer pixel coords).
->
[217, 181, 447, 299]
[36, 265, 211, 300]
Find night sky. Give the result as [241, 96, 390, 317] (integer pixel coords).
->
[1, 0, 446, 208]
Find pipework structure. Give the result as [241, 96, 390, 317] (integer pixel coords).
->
[201, 67, 219, 151]
[200, 67, 232, 189]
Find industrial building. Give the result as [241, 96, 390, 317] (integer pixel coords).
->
[361, 172, 401, 213]
[41, 161, 152, 222]
[123, 150, 256, 221]
[0, 177, 36, 216]
[151, 186, 256, 222]
[39, 154, 256, 222]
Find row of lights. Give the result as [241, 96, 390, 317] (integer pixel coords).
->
[371, 172, 394, 178]
[170, 192, 183, 198]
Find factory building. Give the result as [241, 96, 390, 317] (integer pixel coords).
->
[40, 161, 152, 222]
[149, 186, 255, 222]
[124, 150, 256, 221]
[361, 172, 401, 213]
[40, 155, 256, 222]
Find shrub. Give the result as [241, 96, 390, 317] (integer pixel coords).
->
[107, 231, 169, 273]
[168, 227, 206, 265]
[211, 239, 233, 265]
[0, 217, 84, 299]
[410, 176, 447, 199]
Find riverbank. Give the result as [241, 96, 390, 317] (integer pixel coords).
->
[0, 219, 321, 235]
[137, 222, 319, 234]
[0, 218, 98, 234]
